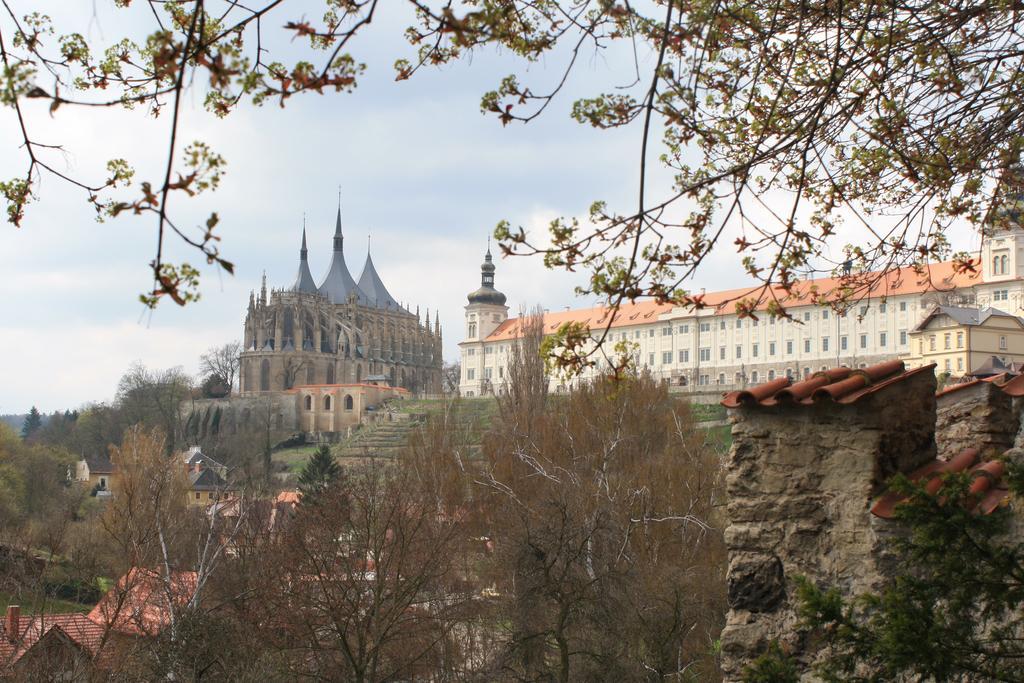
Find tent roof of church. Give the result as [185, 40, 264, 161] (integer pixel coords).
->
[292, 227, 317, 294]
[357, 251, 405, 311]
[482, 259, 980, 342]
[318, 207, 369, 305]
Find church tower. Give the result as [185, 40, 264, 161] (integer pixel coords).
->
[459, 243, 508, 396]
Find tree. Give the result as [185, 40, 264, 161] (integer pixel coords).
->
[3, 2, 1018, 319]
[116, 362, 194, 455]
[20, 406, 41, 441]
[198, 341, 242, 393]
[441, 361, 461, 395]
[296, 445, 341, 503]
[787, 458, 1024, 682]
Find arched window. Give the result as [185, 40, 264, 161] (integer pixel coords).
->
[994, 255, 1000, 274]
[751, 371, 759, 383]
[324, 395, 332, 411]
[344, 395, 354, 411]
[243, 361, 252, 393]
[326, 364, 335, 384]
[260, 359, 270, 391]
[304, 395, 312, 411]
[1001, 254, 1008, 275]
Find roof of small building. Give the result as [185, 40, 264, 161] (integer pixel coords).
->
[484, 259, 978, 342]
[0, 612, 107, 668]
[88, 567, 198, 637]
[971, 355, 1024, 378]
[83, 456, 115, 475]
[871, 447, 1012, 519]
[189, 467, 228, 491]
[720, 360, 933, 409]
[912, 305, 1023, 332]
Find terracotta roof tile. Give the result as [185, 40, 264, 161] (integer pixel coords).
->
[936, 372, 1024, 398]
[89, 567, 198, 637]
[870, 447, 1012, 519]
[483, 260, 979, 342]
[1, 612, 107, 668]
[721, 360, 932, 408]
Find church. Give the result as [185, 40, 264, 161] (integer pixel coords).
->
[239, 204, 443, 398]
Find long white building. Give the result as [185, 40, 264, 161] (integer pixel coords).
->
[459, 224, 1024, 396]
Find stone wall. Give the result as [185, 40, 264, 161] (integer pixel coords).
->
[935, 382, 1017, 461]
[720, 370, 937, 681]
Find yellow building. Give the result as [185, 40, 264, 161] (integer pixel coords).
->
[905, 306, 1024, 377]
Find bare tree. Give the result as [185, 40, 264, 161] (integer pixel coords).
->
[441, 361, 461, 395]
[278, 354, 310, 391]
[116, 363, 193, 455]
[198, 341, 242, 392]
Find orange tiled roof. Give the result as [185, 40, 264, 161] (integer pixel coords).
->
[720, 360, 934, 408]
[0, 611, 107, 668]
[484, 260, 979, 342]
[89, 567, 198, 637]
[936, 372, 1024, 399]
[871, 447, 1011, 519]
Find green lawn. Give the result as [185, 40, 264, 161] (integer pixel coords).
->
[272, 445, 319, 474]
[688, 402, 727, 423]
[0, 592, 92, 614]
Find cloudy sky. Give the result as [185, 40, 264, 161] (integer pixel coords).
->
[0, 2, 983, 413]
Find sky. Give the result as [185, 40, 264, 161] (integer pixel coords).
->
[0, 2, 984, 413]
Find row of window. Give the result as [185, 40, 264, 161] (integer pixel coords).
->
[693, 364, 869, 386]
[302, 394, 354, 411]
[641, 332, 905, 365]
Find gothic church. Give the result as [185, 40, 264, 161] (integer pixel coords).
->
[239, 205, 442, 396]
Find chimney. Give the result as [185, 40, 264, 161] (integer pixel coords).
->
[5, 605, 20, 642]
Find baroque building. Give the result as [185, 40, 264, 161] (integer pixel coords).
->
[460, 219, 1024, 396]
[240, 206, 443, 397]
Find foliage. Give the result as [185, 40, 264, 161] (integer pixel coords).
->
[2, 1, 1017, 327]
[296, 444, 342, 503]
[742, 641, 799, 683]
[796, 460, 1024, 682]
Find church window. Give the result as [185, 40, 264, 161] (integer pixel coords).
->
[344, 395, 354, 411]
[260, 359, 270, 391]
[1002, 254, 1009, 274]
[326, 364, 335, 384]
[468, 322, 477, 338]
[304, 395, 312, 411]
[324, 395, 332, 410]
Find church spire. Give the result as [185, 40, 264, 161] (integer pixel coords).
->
[333, 201, 343, 252]
[467, 240, 507, 306]
[292, 217, 317, 294]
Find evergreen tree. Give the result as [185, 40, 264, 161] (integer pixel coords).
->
[782, 462, 1024, 682]
[297, 445, 342, 503]
[20, 406, 42, 441]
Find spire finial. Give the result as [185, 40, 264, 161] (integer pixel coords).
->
[333, 192, 343, 251]
[367, 232, 371, 254]
[300, 214, 308, 257]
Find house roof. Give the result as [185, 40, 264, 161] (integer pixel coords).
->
[189, 467, 228, 491]
[0, 612, 107, 668]
[183, 447, 223, 470]
[83, 456, 115, 475]
[720, 360, 933, 409]
[971, 355, 1024, 378]
[871, 447, 1011, 519]
[483, 259, 978, 342]
[88, 568, 198, 637]
[912, 305, 1023, 332]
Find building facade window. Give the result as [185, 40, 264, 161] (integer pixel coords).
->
[467, 322, 477, 338]
[720, 346, 726, 360]
[900, 330, 907, 345]
[1000, 335, 1008, 350]
[680, 349, 689, 363]
[822, 337, 829, 352]
[662, 351, 673, 364]
[929, 335, 936, 351]
[699, 348, 711, 362]
[880, 332, 887, 347]
[944, 333, 951, 350]
[736, 345, 742, 359]
[752, 343, 759, 357]
[718, 373, 726, 384]
[957, 332, 964, 348]
[804, 339, 811, 353]
[860, 334, 868, 349]
[769, 341, 776, 356]
[699, 322, 710, 332]
[786, 340, 794, 355]
[841, 336, 848, 351]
